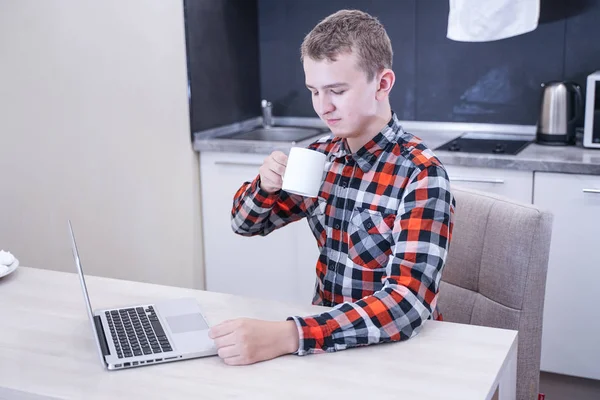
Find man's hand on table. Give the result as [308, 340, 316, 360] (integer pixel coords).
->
[208, 318, 299, 366]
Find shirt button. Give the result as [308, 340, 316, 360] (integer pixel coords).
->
[341, 181, 347, 188]
[334, 224, 340, 229]
[366, 222, 373, 229]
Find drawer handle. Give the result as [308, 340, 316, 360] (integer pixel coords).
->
[451, 177, 505, 184]
[582, 188, 600, 194]
[214, 161, 262, 167]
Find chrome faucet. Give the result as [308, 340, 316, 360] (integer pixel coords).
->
[261, 99, 273, 128]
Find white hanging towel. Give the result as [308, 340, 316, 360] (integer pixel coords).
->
[447, 0, 540, 42]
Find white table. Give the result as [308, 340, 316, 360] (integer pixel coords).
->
[0, 267, 517, 399]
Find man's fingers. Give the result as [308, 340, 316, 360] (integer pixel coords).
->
[223, 355, 248, 366]
[208, 320, 235, 339]
[214, 334, 237, 349]
[268, 162, 286, 178]
[261, 170, 283, 187]
[259, 164, 283, 181]
[217, 345, 240, 359]
[258, 151, 288, 193]
[271, 151, 288, 166]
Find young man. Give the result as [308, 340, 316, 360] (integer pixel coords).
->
[208, 9, 456, 366]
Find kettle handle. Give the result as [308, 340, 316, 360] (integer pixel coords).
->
[566, 81, 583, 124]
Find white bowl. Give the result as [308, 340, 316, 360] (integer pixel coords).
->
[0, 258, 19, 279]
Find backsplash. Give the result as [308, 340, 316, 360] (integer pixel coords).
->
[258, 0, 600, 125]
[184, 0, 261, 134]
[183, 0, 600, 134]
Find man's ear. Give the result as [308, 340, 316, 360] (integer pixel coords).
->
[375, 68, 395, 101]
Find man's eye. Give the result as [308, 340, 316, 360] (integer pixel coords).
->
[331, 90, 345, 95]
[312, 91, 319, 96]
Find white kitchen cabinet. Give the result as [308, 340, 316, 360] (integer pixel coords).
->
[199, 151, 318, 305]
[444, 165, 533, 204]
[295, 220, 320, 305]
[534, 172, 600, 380]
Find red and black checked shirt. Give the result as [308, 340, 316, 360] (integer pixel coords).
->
[231, 112, 456, 355]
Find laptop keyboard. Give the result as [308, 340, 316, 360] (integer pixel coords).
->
[105, 306, 172, 359]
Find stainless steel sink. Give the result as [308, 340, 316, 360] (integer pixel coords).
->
[220, 126, 329, 142]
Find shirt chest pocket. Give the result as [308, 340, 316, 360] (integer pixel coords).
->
[347, 208, 396, 270]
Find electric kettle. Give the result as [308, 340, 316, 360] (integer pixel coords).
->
[536, 81, 583, 145]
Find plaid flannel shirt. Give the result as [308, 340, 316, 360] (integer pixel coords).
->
[231, 112, 456, 355]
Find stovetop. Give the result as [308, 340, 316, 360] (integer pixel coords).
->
[435, 132, 535, 155]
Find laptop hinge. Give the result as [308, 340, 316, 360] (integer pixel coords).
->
[93, 315, 110, 357]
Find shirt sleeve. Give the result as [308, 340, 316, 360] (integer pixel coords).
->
[230, 175, 311, 236]
[287, 164, 456, 355]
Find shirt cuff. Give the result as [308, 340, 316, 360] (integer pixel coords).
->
[250, 175, 280, 207]
[286, 315, 334, 356]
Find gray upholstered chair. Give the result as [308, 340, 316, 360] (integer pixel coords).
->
[438, 187, 553, 400]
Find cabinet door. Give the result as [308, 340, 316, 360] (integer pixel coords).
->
[444, 165, 533, 204]
[295, 220, 320, 305]
[534, 172, 600, 380]
[199, 151, 301, 304]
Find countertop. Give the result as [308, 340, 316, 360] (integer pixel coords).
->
[0, 267, 517, 400]
[193, 117, 600, 175]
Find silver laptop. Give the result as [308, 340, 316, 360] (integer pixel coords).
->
[68, 220, 217, 370]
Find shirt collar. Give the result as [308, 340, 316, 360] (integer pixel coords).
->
[330, 111, 404, 172]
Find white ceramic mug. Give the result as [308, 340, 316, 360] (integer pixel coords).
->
[282, 147, 326, 197]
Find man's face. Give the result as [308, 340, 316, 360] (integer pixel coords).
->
[303, 51, 379, 140]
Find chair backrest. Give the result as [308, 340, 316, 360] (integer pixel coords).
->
[439, 187, 553, 400]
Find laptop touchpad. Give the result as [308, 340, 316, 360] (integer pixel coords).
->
[165, 313, 208, 334]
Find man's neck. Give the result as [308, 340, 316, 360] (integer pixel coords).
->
[346, 107, 392, 153]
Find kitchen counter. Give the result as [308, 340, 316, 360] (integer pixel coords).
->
[193, 118, 600, 175]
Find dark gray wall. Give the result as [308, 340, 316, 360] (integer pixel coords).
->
[184, 0, 261, 134]
[258, 0, 600, 125]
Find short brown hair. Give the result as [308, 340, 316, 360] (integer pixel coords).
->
[300, 9, 393, 81]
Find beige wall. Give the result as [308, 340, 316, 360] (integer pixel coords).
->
[0, 0, 204, 289]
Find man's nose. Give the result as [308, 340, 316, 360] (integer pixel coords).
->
[319, 95, 335, 115]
